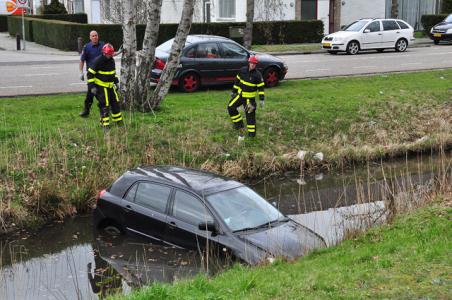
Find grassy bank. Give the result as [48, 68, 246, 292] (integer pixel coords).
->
[0, 70, 451, 231]
[251, 43, 320, 53]
[110, 190, 452, 300]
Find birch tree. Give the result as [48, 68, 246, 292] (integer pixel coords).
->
[120, 0, 137, 105]
[149, 0, 196, 109]
[243, 0, 255, 50]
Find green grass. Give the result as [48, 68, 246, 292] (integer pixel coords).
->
[251, 43, 321, 53]
[109, 197, 452, 300]
[414, 31, 427, 39]
[0, 70, 451, 229]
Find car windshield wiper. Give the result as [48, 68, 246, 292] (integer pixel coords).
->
[233, 217, 290, 233]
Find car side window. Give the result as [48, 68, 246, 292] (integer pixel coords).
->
[382, 20, 400, 31]
[365, 21, 381, 32]
[172, 190, 213, 226]
[134, 182, 171, 213]
[196, 43, 220, 59]
[124, 183, 138, 202]
[396, 21, 409, 29]
[221, 42, 248, 59]
[184, 46, 197, 58]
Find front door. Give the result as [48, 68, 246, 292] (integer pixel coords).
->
[193, 42, 224, 84]
[361, 21, 383, 49]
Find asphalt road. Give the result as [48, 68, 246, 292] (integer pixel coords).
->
[0, 45, 451, 97]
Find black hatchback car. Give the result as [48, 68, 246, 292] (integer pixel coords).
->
[151, 35, 288, 92]
[94, 166, 325, 264]
[429, 14, 452, 44]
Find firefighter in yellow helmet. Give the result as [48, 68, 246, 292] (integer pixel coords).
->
[227, 56, 265, 139]
[87, 43, 123, 131]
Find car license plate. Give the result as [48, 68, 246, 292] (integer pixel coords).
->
[322, 43, 331, 47]
[433, 33, 442, 37]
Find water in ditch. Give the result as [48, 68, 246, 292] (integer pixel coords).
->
[0, 152, 450, 299]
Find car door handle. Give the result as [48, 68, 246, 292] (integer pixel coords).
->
[396, 31, 400, 34]
[123, 204, 132, 212]
[168, 221, 177, 229]
[378, 33, 382, 35]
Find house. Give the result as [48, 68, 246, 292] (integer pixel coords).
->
[31, 0, 444, 33]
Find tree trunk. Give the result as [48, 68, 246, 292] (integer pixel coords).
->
[120, 0, 137, 108]
[391, 0, 398, 18]
[243, 0, 254, 50]
[149, 0, 195, 109]
[134, 0, 162, 112]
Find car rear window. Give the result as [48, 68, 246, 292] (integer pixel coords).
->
[382, 20, 400, 31]
[134, 182, 171, 213]
[396, 21, 409, 29]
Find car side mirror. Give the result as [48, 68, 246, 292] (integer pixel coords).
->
[364, 29, 370, 33]
[198, 221, 216, 232]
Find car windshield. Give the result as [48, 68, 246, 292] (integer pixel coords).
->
[445, 14, 452, 23]
[207, 186, 285, 232]
[344, 20, 369, 31]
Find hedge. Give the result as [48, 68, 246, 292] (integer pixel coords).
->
[8, 17, 324, 51]
[31, 13, 87, 24]
[421, 14, 448, 34]
[0, 15, 8, 32]
[7, 16, 34, 41]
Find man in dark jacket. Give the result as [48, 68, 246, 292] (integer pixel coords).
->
[227, 56, 265, 139]
[87, 43, 123, 131]
[79, 31, 105, 117]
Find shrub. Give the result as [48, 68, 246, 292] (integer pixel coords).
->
[421, 14, 448, 34]
[31, 13, 87, 24]
[7, 16, 34, 41]
[0, 14, 7, 32]
[442, 0, 452, 13]
[43, 0, 68, 14]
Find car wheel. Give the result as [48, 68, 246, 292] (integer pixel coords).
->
[395, 38, 408, 52]
[433, 39, 440, 45]
[103, 225, 122, 237]
[377, 49, 385, 53]
[179, 72, 200, 92]
[328, 50, 338, 55]
[264, 67, 280, 88]
[346, 41, 360, 55]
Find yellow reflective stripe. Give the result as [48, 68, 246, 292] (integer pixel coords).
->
[112, 116, 123, 122]
[257, 82, 265, 87]
[113, 86, 119, 102]
[232, 117, 243, 123]
[111, 112, 122, 118]
[94, 78, 114, 88]
[236, 75, 241, 80]
[88, 68, 96, 74]
[241, 91, 257, 98]
[228, 94, 241, 107]
[98, 70, 116, 75]
[258, 92, 265, 95]
[87, 79, 95, 83]
[104, 88, 109, 106]
[248, 129, 256, 132]
[240, 79, 257, 87]
[231, 114, 241, 120]
[247, 125, 256, 128]
[102, 117, 109, 121]
[233, 85, 240, 90]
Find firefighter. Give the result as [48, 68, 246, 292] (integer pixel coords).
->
[227, 56, 265, 138]
[79, 31, 105, 117]
[87, 43, 123, 131]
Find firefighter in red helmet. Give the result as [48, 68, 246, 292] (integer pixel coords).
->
[87, 43, 123, 131]
[228, 55, 265, 139]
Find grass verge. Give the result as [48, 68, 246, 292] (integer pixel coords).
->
[0, 70, 451, 231]
[109, 189, 452, 300]
[251, 43, 321, 53]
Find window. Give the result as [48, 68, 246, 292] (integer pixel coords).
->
[195, 43, 220, 59]
[219, 0, 235, 19]
[221, 42, 248, 59]
[184, 46, 197, 58]
[365, 21, 381, 32]
[301, 0, 317, 20]
[396, 21, 409, 29]
[124, 183, 138, 202]
[382, 20, 400, 31]
[344, 20, 369, 32]
[172, 190, 213, 226]
[134, 182, 171, 213]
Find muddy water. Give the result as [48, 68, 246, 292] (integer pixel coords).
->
[0, 153, 450, 299]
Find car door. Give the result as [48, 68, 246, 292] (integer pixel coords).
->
[193, 42, 223, 84]
[165, 189, 217, 249]
[361, 21, 383, 49]
[120, 181, 172, 242]
[219, 42, 249, 81]
[381, 20, 401, 47]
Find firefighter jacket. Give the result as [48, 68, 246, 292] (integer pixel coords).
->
[232, 66, 265, 101]
[87, 55, 119, 90]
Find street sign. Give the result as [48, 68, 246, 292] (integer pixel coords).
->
[16, 0, 28, 8]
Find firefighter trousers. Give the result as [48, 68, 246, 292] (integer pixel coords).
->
[96, 86, 123, 127]
[227, 95, 256, 137]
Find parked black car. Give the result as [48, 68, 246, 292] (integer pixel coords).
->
[151, 35, 288, 92]
[429, 14, 452, 44]
[94, 166, 325, 264]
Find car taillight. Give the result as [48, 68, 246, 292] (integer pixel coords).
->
[154, 58, 166, 70]
[97, 189, 106, 201]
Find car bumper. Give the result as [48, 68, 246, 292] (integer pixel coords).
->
[429, 33, 452, 41]
[151, 69, 179, 86]
[321, 42, 346, 51]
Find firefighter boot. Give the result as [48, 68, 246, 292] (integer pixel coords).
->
[79, 103, 92, 118]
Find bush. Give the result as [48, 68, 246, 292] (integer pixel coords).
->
[7, 16, 34, 41]
[421, 14, 448, 34]
[31, 13, 87, 24]
[0, 15, 7, 32]
[442, 0, 452, 13]
[43, 0, 68, 14]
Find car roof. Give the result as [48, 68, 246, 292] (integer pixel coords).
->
[186, 35, 234, 43]
[110, 166, 243, 197]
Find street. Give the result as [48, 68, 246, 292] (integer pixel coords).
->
[0, 45, 451, 97]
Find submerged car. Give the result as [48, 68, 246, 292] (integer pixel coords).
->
[94, 166, 325, 264]
[151, 35, 288, 92]
[429, 14, 452, 44]
[322, 18, 414, 55]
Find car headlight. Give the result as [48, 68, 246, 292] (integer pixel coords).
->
[447, 28, 452, 34]
[430, 27, 434, 33]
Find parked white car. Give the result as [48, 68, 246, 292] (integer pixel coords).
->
[322, 18, 415, 55]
